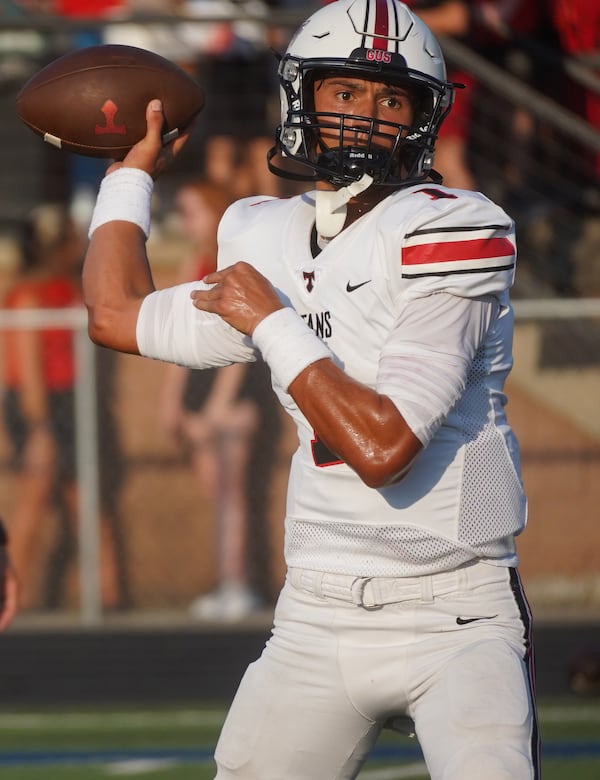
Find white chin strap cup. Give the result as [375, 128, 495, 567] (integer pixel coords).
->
[315, 173, 374, 238]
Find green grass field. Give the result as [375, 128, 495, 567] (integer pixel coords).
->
[0, 697, 598, 779]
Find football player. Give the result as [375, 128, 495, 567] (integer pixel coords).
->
[82, 1, 540, 777]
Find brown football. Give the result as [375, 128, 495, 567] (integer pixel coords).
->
[15, 44, 205, 159]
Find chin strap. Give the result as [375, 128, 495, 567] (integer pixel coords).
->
[315, 173, 374, 239]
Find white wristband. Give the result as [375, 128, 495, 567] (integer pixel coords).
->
[88, 167, 154, 240]
[252, 307, 333, 392]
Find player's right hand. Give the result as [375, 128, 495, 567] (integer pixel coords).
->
[107, 100, 194, 181]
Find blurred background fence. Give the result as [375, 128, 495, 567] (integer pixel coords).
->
[0, 2, 599, 626]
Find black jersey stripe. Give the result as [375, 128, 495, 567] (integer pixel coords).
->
[402, 262, 515, 279]
[406, 224, 510, 238]
[509, 568, 541, 780]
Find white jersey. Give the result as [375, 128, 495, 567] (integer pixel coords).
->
[138, 184, 527, 577]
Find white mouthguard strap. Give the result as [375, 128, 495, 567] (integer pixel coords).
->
[315, 173, 374, 238]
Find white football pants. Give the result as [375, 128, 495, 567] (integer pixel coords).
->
[214, 560, 540, 780]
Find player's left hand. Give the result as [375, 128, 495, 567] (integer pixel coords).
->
[190, 262, 284, 335]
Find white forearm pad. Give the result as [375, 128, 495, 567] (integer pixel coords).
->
[88, 168, 154, 240]
[252, 307, 333, 392]
[137, 283, 257, 368]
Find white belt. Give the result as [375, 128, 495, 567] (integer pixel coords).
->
[288, 566, 469, 608]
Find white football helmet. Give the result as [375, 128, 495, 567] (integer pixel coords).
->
[267, 0, 455, 188]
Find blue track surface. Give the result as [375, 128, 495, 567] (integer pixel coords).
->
[0, 742, 599, 767]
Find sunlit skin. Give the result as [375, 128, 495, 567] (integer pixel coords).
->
[314, 75, 414, 155]
[313, 76, 415, 221]
[84, 90, 423, 487]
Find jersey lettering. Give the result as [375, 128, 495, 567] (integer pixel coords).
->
[301, 311, 332, 339]
[311, 432, 344, 467]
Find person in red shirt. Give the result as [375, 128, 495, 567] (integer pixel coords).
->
[550, 0, 600, 177]
[3, 208, 81, 609]
[407, 0, 546, 191]
[2, 206, 126, 610]
[54, 0, 124, 17]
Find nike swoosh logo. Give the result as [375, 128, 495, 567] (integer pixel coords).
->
[456, 615, 498, 625]
[346, 280, 371, 293]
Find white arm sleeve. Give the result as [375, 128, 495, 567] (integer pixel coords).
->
[136, 282, 257, 368]
[377, 293, 498, 446]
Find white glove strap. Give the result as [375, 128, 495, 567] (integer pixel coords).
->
[88, 167, 154, 240]
[252, 307, 333, 392]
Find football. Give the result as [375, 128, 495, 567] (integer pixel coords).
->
[15, 44, 205, 159]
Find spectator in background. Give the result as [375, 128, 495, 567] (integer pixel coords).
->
[160, 179, 265, 621]
[3, 0, 53, 12]
[1, 205, 128, 611]
[179, 0, 282, 198]
[101, 0, 192, 62]
[407, 0, 548, 195]
[549, 0, 600, 182]
[54, 0, 124, 16]
[469, 0, 551, 211]
[406, 0, 477, 190]
[0, 519, 19, 631]
[43, 341, 133, 612]
[548, 0, 600, 297]
[86, 0, 284, 203]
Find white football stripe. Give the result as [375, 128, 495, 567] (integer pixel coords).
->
[402, 256, 514, 277]
[403, 228, 506, 247]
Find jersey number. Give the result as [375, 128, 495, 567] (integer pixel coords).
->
[311, 432, 344, 467]
[416, 188, 458, 200]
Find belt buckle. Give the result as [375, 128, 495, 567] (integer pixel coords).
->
[351, 577, 380, 609]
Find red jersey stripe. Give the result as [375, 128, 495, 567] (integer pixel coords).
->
[373, 0, 390, 48]
[402, 236, 514, 266]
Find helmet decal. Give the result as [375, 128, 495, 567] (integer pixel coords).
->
[357, 0, 400, 49]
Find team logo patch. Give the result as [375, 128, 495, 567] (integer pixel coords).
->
[94, 99, 126, 136]
[303, 271, 315, 292]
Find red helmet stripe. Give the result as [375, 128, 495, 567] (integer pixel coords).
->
[373, 0, 390, 49]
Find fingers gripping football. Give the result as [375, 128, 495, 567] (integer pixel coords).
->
[191, 262, 284, 336]
[107, 100, 192, 179]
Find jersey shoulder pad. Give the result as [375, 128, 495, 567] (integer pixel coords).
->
[398, 188, 516, 298]
[218, 194, 277, 236]
[216, 195, 297, 270]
